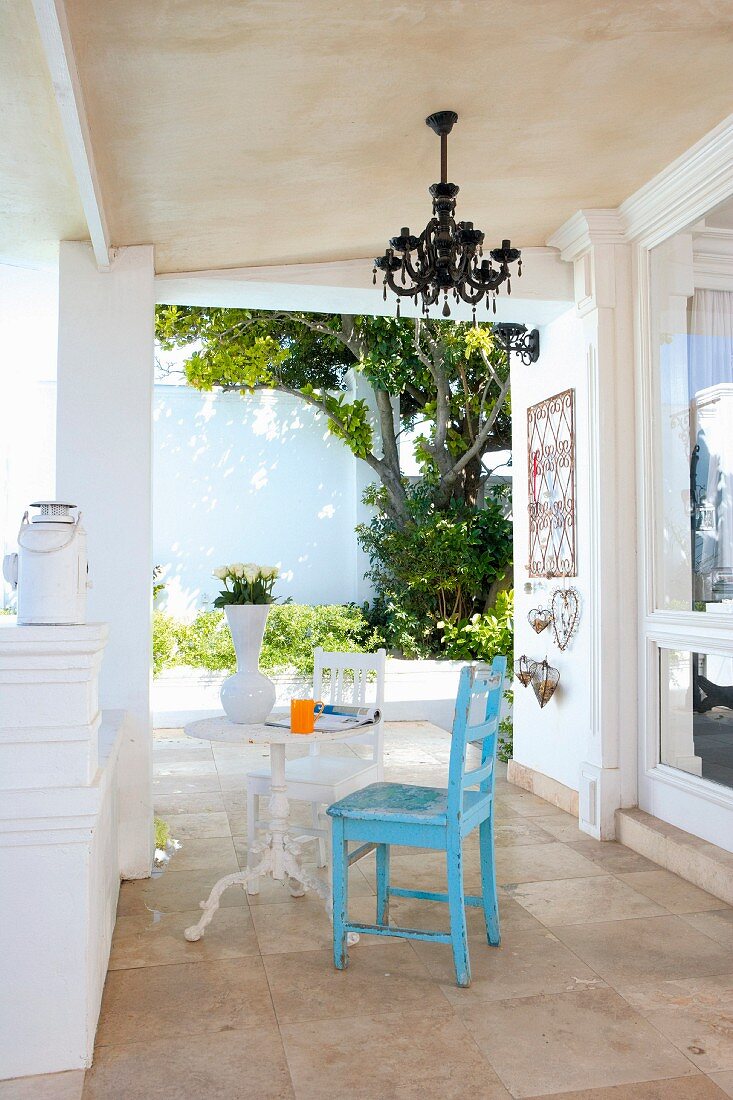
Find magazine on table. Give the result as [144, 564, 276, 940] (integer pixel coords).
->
[267, 703, 381, 732]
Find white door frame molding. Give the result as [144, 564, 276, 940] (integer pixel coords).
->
[625, 113, 733, 850]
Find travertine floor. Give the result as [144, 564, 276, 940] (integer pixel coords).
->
[5, 723, 733, 1100]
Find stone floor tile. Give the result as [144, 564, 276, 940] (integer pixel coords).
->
[251, 894, 384, 954]
[496, 842, 607, 886]
[383, 890, 545, 936]
[280, 1007, 511, 1099]
[0, 1071, 84, 1100]
[82, 1027, 293, 1099]
[412, 927, 604, 1006]
[152, 738, 213, 761]
[529, 812, 591, 844]
[152, 758, 218, 778]
[683, 909, 733, 949]
[710, 1071, 733, 1097]
[95, 956, 275, 1046]
[116, 867, 247, 916]
[152, 774, 221, 796]
[553, 915, 733, 984]
[617, 870, 728, 914]
[163, 835, 238, 873]
[262, 941, 448, 1025]
[505, 873, 666, 924]
[239, 853, 373, 904]
[529, 1076, 728, 1098]
[494, 820, 556, 847]
[164, 810, 231, 840]
[108, 907, 259, 969]
[565, 839, 660, 874]
[619, 973, 733, 1073]
[460, 986, 696, 1097]
[153, 789, 226, 815]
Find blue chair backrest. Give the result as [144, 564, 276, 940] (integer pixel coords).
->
[446, 656, 507, 819]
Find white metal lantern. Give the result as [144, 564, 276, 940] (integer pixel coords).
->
[2, 501, 90, 625]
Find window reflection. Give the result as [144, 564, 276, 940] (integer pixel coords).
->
[661, 649, 733, 790]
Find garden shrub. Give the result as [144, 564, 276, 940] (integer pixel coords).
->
[152, 603, 383, 678]
[357, 483, 512, 658]
[439, 589, 514, 663]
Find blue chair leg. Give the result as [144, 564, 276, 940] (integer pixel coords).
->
[480, 811, 501, 946]
[332, 818, 349, 970]
[446, 839, 471, 987]
[376, 843, 390, 925]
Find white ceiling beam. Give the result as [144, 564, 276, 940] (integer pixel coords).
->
[30, 0, 111, 270]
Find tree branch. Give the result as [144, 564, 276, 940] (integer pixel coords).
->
[439, 373, 511, 491]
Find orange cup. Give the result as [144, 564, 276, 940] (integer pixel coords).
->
[290, 698, 325, 734]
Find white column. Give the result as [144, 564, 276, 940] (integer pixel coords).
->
[0, 621, 125, 1078]
[548, 212, 638, 838]
[56, 242, 155, 877]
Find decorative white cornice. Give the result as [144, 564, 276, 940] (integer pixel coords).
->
[620, 113, 733, 248]
[547, 115, 733, 262]
[693, 225, 733, 290]
[546, 210, 626, 263]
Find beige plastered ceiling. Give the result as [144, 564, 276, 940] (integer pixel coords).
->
[3, 0, 733, 272]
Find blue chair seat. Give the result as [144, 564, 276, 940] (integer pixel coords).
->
[327, 658, 507, 989]
[329, 781, 490, 827]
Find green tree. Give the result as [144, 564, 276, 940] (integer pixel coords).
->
[156, 308, 511, 528]
[155, 307, 513, 650]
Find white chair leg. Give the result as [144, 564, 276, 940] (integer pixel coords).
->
[246, 790, 260, 895]
[312, 801, 327, 868]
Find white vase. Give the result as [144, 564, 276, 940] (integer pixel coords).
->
[220, 604, 276, 724]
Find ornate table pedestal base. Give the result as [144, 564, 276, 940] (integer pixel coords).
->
[184, 741, 355, 943]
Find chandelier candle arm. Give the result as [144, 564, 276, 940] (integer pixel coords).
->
[374, 111, 523, 319]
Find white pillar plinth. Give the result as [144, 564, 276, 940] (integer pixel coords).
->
[0, 620, 124, 1080]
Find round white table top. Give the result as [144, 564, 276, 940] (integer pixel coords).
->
[184, 712, 358, 746]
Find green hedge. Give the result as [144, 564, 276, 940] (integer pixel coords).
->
[153, 603, 382, 678]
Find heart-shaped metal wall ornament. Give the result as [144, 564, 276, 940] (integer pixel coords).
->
[528, 607, 552, 634]
[550, 587, 580, 652]
[514, 655, 536, 687]
[531, 659, 560, 708]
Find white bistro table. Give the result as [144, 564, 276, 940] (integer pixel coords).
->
[182, 714, 356, 942]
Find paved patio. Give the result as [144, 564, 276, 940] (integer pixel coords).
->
[9, 722, 733, 1099]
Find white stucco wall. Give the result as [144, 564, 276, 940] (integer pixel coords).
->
[0, 264, 58, 607]
[153, 384, 375, 615]
[512, 306, 590, 793]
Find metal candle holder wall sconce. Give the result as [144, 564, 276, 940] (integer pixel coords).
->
[514, 655, 536, 687]
[531, 659, 560, 708]
[527, 607, 552, 634]
[550, 586, 580, 651]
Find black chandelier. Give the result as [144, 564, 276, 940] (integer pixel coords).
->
[374, 111, 523, 320]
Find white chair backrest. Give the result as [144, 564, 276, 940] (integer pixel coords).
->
[311, 647, 387, 764]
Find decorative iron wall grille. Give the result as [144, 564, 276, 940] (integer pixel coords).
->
[527, 388, 576, 577]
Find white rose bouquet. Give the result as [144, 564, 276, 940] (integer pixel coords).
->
[213, 562, 280, 606]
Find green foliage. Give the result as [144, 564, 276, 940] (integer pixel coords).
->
[154, 817, 170, 851]
[151, 604, 382, 678]
[152, 610, 177, 676]
[498, 689, 514, 763]
[155, 307, 511, 475]
[152, 566, 166, 605]
[358, 485, 512, 657]
[439, 590, 514, 662]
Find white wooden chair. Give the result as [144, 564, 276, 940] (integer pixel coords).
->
[245, 647, 386, 894]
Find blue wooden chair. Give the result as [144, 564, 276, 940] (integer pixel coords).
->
[327, 657, 506, 988]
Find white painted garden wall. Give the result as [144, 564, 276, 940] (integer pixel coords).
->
[153, 384, 374, 615]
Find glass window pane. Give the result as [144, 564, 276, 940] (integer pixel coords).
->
[660, 648, 733, 789]
[651, 235, 733, 612]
